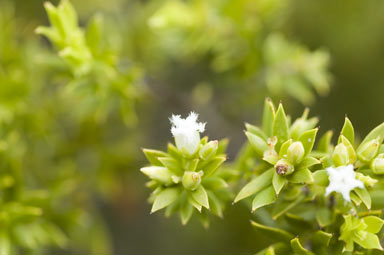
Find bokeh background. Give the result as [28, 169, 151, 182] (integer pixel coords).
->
[2, 0, 384, 254]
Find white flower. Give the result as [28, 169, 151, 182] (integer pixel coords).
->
[170, 112, 206, 156]
[325, 164, 364, 202]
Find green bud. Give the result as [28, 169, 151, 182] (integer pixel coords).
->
[140, 166, 173, 184]
[275, 159, 294, 176]
[332, 143, 349, 166]
[356, 172, 377, 187]
[199, 140, 218, 160]
[287, 141, 305, 165]
[357, 138, 380, 163]
[182, 171, 204, 191]
[371, 153, 384, 174]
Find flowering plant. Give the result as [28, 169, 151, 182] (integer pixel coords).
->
[142, 99, 384, 254]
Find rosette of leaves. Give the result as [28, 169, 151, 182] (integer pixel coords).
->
[234, 99, 319, 212]
[313, 118, 383, 211]
[141, 137, 230, 226]
[36, 0, 142, 124]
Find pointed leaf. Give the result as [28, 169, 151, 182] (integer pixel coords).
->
[202, 177, 228, 190]
[143, 149, 168, 166]
[151, 187, 180, 213]
[246, 132, 269, 156]
[340, 117, 355, 145]
[363, 216, 384, 234]
[298, 128, 318, 156]
[234, 168, 274, 203]
[180, 202, 193, 225]
[359, 122, 384, 151]
[317, 130, 333, 153]
[245, 123, 268, 141]
[272, 104, 289, 150]
[354, 187, 371, 209]
[202, 156, 226, 177]
[252, 186, 277, 212]
[272, 171, 286, 195]
[263, 98, 275, 137]
[354, 232, 383, 250]
[297, 157, 320, 169]
[192, 186, 209, 209]
[158, 157, 182, 175]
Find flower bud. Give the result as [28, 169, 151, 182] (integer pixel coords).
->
[275, 159, 294, 176]
[182, 171, 204, 190]
[140, 166, 173, 184]
[287, 141, 305, 165]
[371, 154, 384, 174]
[357, 138, 380, 163]
[332, 143, 349, 166]
[199, 140, 218, 160]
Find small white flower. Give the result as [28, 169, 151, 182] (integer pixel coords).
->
[170, 112, 206, 156]
[325, 164, 364, 202]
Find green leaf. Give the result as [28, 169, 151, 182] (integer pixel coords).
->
[313, 170, 329, 186]
[298, 128, 318, 156]
[188, 195, 202, 212]
[317, 130, 333, 153]
[250, 221, 294, 242]
[180, 202, 193, 225]
[158, 157, 182, 175]
[363, 216, 384, 234]
[201, 177, 228, 190]
[252, 186, 277, 212]
[167, 143, 182, 159]
[312, 230, 332, 246]
[142, 149, 168, 166]
[290, 238, 312, 255]
[279, 139, 292, 158]
[340, 136, 356, 164]
[207, 191, 223, 218]
[272, 171, 286, 195]
[245, 131, 269, 157]
[234, 168, 274, 203]
[202, 156, 226, 177]
[288, 168, 313, 184]
[245, 123, 268, 141]
[316, 208, 332, 227]
[192, 186, 209, 209]
[354, 187, 371, 209]
[354, 232, 383, 250]
[340, 117, 355, 145]
[359, 122, 384, 150]
[272, 194, 305, 220]
[263, 98, 275, 137]
[151, 187, 181, 213]
[272, 104, 289, 150]
[297, 157, 321, 169]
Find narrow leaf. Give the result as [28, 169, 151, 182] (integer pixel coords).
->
[340, 117, 355, 145]
[354, 187, 371, 209]
[143, 149, 168, 166]
[192, 186, 209, 209]
[252, 186, 277, 212]
[272, 171, 286, 195]
[263, 98, 275, 137]
[288, 168, 313, 184]
[298, 128, 318, 156]
[272, 104, 289, 150]
[234, 168, 274, 203]
[245, 131, 269, 157]
[151, 188, 180, 213]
